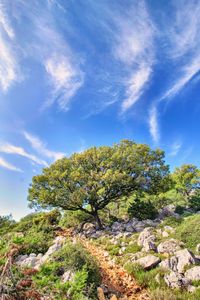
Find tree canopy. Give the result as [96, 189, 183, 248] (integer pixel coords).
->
[172, 164, 200, 199]
[28, 140, 171, 228]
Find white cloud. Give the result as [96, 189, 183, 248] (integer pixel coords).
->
[121, 65, 152, 112]
[161, 0, 200, 101]
[0, 2, 19, 91]
[169, 141, 182, 156]
[0, 143, 48, 166]
[114, 1, 155, 112]
[149, 106, 159, 143]
[0, 156, 22, 172]
[23, 131, 65, 161]
[44, 54, 84, 111]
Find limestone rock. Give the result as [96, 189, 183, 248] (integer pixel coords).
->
[160, 249, 196, 274]
[157, 239, 181, 254]
[164, 271, 190, 289]
[137, 227, 155, 247]
[185, 266, 200, 281]
[136, 255, 160, 270]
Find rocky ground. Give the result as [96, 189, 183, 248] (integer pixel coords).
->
[11, 205, 200, 299]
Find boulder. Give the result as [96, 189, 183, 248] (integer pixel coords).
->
[134, 221, 146, 232]
[196, 244, 200, 253]
[160, 249, 197, 273]
[137, 227, 155, 247]
[158, 205, 177, 219]
[164, 271, 190, 289]
[185, 266, 200, 281]
[135, 255, 160, 270]
[142, 237, 157, 252]
[125, 222, 135, 232]
[111, 222, 125, 232]
[157, 239, 181, 254]
[40, 236, 65, 264]
[137, 227, 157, 252]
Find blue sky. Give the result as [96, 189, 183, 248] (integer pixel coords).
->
[1, 0, 200, 220]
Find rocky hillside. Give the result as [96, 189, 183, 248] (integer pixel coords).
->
[1, 206, 200, 300]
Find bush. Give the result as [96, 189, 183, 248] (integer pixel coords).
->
[33, 241, 100, 299]
[128, 198, 158, 220]
[0, 214, 16, 235]
[188, 195, 200, 212]
[59, 210, 91, 229]
[175, 205, 186, 215]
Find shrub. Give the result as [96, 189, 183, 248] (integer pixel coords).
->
[188, 195, 200, 212]
[128, 198, 158, 220]
[33, 241, 100, 299]
[59, 210, 91, 229]
[175, 205, 186, 215]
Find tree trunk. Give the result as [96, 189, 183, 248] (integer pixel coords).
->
[93, 210, 103, 230]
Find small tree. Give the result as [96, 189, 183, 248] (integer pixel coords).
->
[172, 164, 200, 200]
[28, 140, 171, 229]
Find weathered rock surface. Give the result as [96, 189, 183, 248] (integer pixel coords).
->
[15, 236, 65, 269]
[160, 249, 197, 273]
[136, 255, 160, 270]
[185, 266, 200, 281]
[164, 271, 190, 289]
[137, 227, 155, 247]
[157, 239, 181, 254]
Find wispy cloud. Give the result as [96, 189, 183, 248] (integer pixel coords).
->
[0, 143, 48, 166]
[169, 140, 182, 156]
[149, 106, 159, 143]
[114, 1, 155, 112]
[0, 156, 22, 172]
[161, 0, 200, 101]
[0, 1, 19, 91]
[23, 131, 65, 161]
[44, 54, 84, 111]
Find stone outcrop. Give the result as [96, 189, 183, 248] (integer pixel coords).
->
[157, 239, 181, 254]
[185, 266, 200, 281]
[164, 271, 190, 289]
[135, 255, 160, 270]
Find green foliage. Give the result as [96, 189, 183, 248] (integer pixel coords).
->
[188, 195, 200, 211]
[28, 140, 171, 228]
[33, 241, 100, 299]
[173, 214, 200, 250]
[174, 205, 186, 214]
[172, 164, 200, 199]
[0, 214, 15, 235]
[160, 216, 183, 227]
[128, 198, 158, 220]
[59, 210, 91, 228]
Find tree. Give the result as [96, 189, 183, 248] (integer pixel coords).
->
[28, 140, 171, 229]
[172, 164, 200, 200]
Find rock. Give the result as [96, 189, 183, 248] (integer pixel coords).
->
[185, 266, 200, 281]
[196, 244, 200, 253]
[111, 222, 125, 232]
[83, 222, 95, 231]
[158, 205, 177, 219]
[62, 270, 75, 283]
[125, 222, 135, 233]
[142, 237, 157, 253]
[187, 285, 197, 293]
[162, 231, 169, 238]
[160, 249, 196, 273]
[135, 255, 160, 270]
[137, 227, 155, 247]
[137, 227, 157, 252]
[134, 221, 146, 232]
[164, 271, 190, 289]
[97, 287, 106, 300]
[157, 239, 181, 254]
[164, 226, 175, 233]
[110, 295, 118, 300]
[40, 236, 65, 264]
[129, 251, 144, 262]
